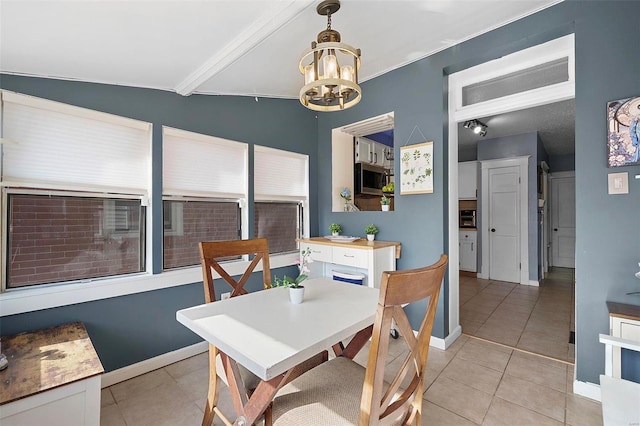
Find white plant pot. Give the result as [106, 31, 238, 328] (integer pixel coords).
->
[381, 205, 390, 211]
[289, 286, 305, 304]
[367, 234, 375, 241]
[332, 232, 339, 237]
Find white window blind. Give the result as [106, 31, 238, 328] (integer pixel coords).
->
[0, 91, 151, 193]
[163, 126, 248, 198]
[254, 146, 308, 201]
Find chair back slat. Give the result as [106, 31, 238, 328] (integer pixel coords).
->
[198, 238, 271, 303]
[359, 254, 448, 426]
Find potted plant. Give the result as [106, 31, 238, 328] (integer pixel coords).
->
[364, 224, 379, 241]
[272, 247, 312, 304]
[380, 195, 391, 211]
[329, 223, 343, 236]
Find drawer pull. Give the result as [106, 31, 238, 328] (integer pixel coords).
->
[343, 254, 355, 258]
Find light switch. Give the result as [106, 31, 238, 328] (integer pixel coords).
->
[608, 172, 629, 194]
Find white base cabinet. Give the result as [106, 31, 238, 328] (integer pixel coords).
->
[608, 302, 640, 378]
[299, 238, 401, 289]
[459, 230, 477, 272]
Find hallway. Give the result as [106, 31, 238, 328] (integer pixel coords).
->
[460, 268, 575, 362]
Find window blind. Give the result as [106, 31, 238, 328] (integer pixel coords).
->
[162, 126, 248, 198]
[1, 91, 151, 193]
[254, 145, 308, 201]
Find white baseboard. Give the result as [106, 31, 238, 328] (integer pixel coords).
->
[573, 380, 601, 402]
[101, 341, 208, 388]
[429, 325, 462, 350]
[527, 280, 540, 287]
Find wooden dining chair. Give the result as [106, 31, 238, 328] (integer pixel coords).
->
[198, 238, 272, 426]
[272, 254, 448, 426]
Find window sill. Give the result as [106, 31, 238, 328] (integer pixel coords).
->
[0, 252, 298, 316]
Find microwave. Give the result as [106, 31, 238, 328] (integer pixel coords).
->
[459, 209, 476, 228]
[355, 163, 387, 196]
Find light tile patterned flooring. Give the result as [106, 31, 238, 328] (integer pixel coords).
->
[460, 267, 575, 362]
[101, 268, 602, 425]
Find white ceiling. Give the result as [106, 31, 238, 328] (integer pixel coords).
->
[1, 0, 571, 155]
[458, 99, 576, 156]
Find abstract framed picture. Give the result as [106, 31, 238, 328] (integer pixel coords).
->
[400, 141, 433, 194]
[607, 96, 640, 167]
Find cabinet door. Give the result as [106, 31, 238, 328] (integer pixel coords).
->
[355, 138, 373, 164]
[372, 142, 385, 166]
[459, 232, 477, 272]
[458, 161, 478, 199]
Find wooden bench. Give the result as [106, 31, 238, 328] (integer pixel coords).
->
[0, 322, 104, 425]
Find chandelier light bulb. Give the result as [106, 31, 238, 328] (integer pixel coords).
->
[323, 54, 338, 79]
[304, 64, 316, 85]
[340, 65, 354, 82]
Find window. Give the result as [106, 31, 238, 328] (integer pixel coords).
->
[163, 199, 240, 269]
[6, 192, 145, 289]
[254, 146, 309, 253]
[162, 127, 248, 269]
[1, 91, 151, 290]
[255, 202, 301, 254]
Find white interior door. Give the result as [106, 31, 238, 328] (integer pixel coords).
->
[489, 166, 521, 283]
[551, 173, 576, 268]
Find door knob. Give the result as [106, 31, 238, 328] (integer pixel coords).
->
[554, 228, 558, 231]
[491, 228, 496, 232]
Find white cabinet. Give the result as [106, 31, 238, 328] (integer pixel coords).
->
[299, 238, 401, 289]
[608, 302, 640, 378]
[0, 323, 103, 426]
[458, 161, 478, 199]
[355, 137, 374, 164]
[459, 230, 477, 272]
[355, 137, 389, 168]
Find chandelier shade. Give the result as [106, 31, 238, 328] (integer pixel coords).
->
[299, 0, 362, 112]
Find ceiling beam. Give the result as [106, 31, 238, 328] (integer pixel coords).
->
[175, 0, 315, 96]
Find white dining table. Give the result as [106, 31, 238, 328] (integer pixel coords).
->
[176, 277, 380, 425]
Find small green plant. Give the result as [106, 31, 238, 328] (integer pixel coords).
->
[329, 223, 343, 234]
[364, 224, 379, 235]
[380, 195, 391, 205]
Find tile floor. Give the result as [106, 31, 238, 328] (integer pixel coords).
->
[101, 332, 602, 425]
[460, 267, 575, 362]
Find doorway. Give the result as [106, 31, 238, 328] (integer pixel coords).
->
[447, 34, 576, 355]
[550, 171, 576, 268]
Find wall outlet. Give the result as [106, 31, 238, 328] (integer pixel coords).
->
[221, 292, 230, 300]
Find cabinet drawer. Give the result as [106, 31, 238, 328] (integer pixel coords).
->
[332, 247, 369, 268]
[302, 243, 332, 263]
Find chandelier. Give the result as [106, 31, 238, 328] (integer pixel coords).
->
[299, 0, 362, 112]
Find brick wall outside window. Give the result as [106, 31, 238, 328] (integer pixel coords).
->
[7, 194, 144, 288]
[163, 200, 239, 269]
[254, 203, 299, 254]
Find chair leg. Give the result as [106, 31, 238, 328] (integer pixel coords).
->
[203, 345, 220, 426]
[264, 402, 273, 426]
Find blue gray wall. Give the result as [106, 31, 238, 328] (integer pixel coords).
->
[549, 153, 576, 172]
[316, 1, 640, 384]
[0, 75, 312, 372]
[1, 1, 639, 386]
[477, 132, 540, 281]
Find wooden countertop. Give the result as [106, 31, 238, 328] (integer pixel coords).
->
[0, 322, 104, 405]
[607, 301, 640, 321]
[298, 237, 402, 259]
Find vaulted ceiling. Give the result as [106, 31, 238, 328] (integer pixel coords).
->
[1, 0, 572, 155]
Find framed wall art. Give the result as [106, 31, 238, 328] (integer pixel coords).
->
[607, 96, 640, 167]
[400, 141, 433, 194]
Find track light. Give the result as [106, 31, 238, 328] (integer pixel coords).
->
[463, 119, 487, 137]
